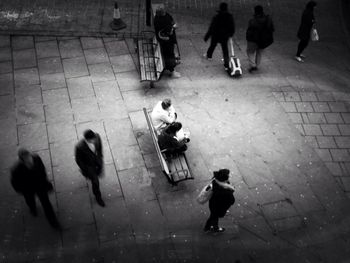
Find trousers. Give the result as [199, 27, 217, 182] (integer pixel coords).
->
[296, 38, 309, 57]
[23, 191, 59, 227]
[247, 41, 264, 68]
[206, 38, 229, 68]
[204, 212, 219, 230]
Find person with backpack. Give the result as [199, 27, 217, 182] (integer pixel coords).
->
[246, 5, 274, 73]
[295, 1, 317, 62]
[203, 2, 235, 72]
[204, 169, 235, 233]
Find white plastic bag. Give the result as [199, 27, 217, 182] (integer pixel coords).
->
[196, 183, 213, 204]
[311, 28, 319, 41]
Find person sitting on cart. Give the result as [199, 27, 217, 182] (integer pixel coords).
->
[158, 122, 188, 157]
[154, 6, 181, 78]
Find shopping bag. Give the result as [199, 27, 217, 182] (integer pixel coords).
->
[311, 28, 319, 41]
[196, 183, 213, 204]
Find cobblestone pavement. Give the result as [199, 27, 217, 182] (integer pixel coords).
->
[1, 0, 350, 262]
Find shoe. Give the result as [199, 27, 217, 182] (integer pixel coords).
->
[248, 67, 258, 73]
[295, 56, 304, 62]
[96, 197, 105, 207]
[213, 227, 225, 233]
[203, 226, 212, 233]
[300, 54, 306, 58]
[203, 53, 213, 61]
[171, 71, 181, 78]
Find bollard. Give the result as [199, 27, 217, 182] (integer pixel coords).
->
[109, 1, 127, 31]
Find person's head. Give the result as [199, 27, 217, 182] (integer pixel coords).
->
[213, 169, 230, 182]
[254, 5, 264, 16]
[169, 122, 182, 133]
[306, 1, 317, 9]
[161, 99, 172, 110]
[83, 129, 97, 143]
[219, 2, 228, 12]
[156, 5, 166, 16]
[18, 148, 34, 168]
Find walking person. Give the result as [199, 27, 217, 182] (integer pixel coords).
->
[246, 5, 274, 73]
[75, 129, 105, 207]
[10, 148, 61, 229]
[295, 1, 317, 62]
[154, 5, 181, 78]
[203, 2, 235, 71]
[204, 169, 235, 233]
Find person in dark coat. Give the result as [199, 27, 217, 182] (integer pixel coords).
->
[158, 122, 187, 157]
[154, 6, 181, 78]
[295, 1, 317, 62]
[10, 148, 61, 229]
[204, 2, 235, 71]
[75, 129, 105, 207]
[204, 169, 235, 233]
[246, 5, 274, 73]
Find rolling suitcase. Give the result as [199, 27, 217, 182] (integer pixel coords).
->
[228, 38, 242, 77]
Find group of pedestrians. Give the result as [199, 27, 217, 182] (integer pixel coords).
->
[203, 1, 317, 73]
[8, 1, 318, 234]
[10, 129, 106, 229]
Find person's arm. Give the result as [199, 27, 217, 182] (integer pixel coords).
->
[229, 15, 235, 36]
[75, 144, 86, 170]
[36, 156, 48, 179]
[96, 134, 103, 159]
[167, 105, 176, 122]
[214, 179, 235, 191]
[10, 167, 23, 193]
[268, 16, 275, 32]
[204, 17, 215, 41]
[159, 112, 175, 124]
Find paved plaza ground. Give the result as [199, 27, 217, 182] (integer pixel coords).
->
[1, 0, 350, 262]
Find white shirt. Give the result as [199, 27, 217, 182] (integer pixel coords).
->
[151, 101, 176, 132]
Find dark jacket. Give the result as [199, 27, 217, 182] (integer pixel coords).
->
[204, 10, 235, 42]
[297, 7, 315, 40]
[11, 154, 52, 194]
[75, 134, 103, 178]
[246, 14, 274, 48]
[154, 12, 177, 44]
[209, 180, 235, 218]
[158, 131, 187, 154]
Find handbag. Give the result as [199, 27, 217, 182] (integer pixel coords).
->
[311, 27, 319, 41]
[196, 183, 213, 204]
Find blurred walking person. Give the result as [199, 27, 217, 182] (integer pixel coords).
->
[203, 2, 235, 72]
[246, 5, 274, 73]
[75, 129, 105, 207]
[295, 1, 317, 62]
[11, 148, 61, 229]
[204, 169, 235, 233]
